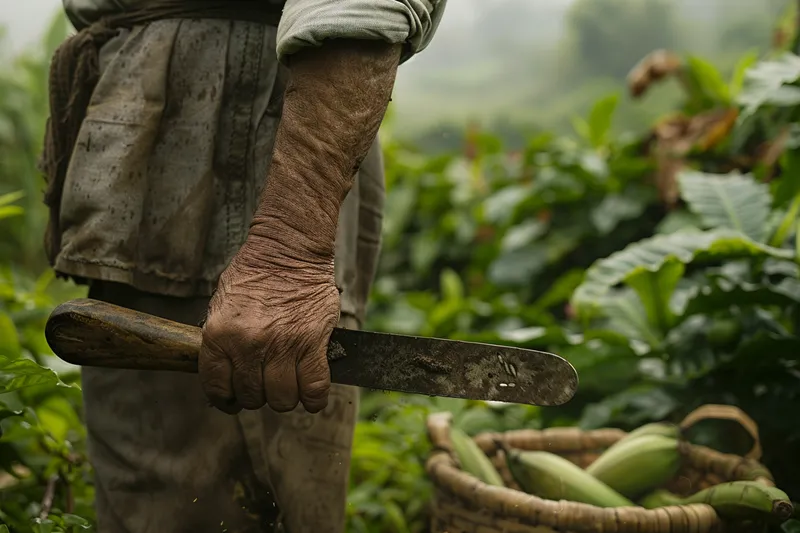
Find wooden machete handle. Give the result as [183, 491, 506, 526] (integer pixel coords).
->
[45, 298, 202, 372]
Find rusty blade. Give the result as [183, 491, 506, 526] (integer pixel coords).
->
[326, 328, 578, 406]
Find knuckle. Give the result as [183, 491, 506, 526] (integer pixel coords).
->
[204, 321, 267, 360]
[201, 379, 232, 406]
[200, 377, 228, 397]
[199, 362, 230, 395]
[237, 396, 266, 411]
[301, 378, 331, 403]
[232, 371, 265, 410]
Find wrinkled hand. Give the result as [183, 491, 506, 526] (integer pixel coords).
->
[199, 237, 340, 414]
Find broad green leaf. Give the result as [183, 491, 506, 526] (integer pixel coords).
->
[625, 258, 685, 332]
[492, 325, 573, 347]
[590, 191, 649, 235]
[686, 56, 730, 105]
[409, 232, 439, 273]
[531, 269, 585, 311]
[0, 355, 65, 394]
[586, 93, 619, 147]
[439, 269, 463, 301]
[600, 291, 662, 348]
[382, 501, 408, 533]
[571, 229, 793, 317]
[33, 269, 56, 296]
[483, 185, 531, 224]
[32, 519, 56, 533]
[682, 276, 800, 316]
[737, 53, 800, 117]
[678, 171, 770, 242]
[61, 515, 91, 529]
[0, 310, 21, 359]
[579, 152, 609, 180]
[571, 116, 592, 144]
[763, 258, 800, 278]
[500, 220, 547, 251]
[487, 245, 547, 287]
[557, 342, 638, 395]
[36, 395, 82, 443]
[382, 185, 416, 245]
[0, 407, 22, 421]
[579, 385, 678, 430]
[452, 325, 576, 349]
[0, 190, 25, 207]
[0, 205, 24, 220]
[654, 210, 703, 235]
[729, 49, 760, 98]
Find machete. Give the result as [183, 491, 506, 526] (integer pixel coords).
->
[44, 298, 578, 406]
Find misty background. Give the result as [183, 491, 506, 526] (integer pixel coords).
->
[0, 0, 790, 151]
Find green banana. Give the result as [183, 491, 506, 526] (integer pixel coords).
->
[639, 489, 684, 509]
[639, 481, 794, 523]
[625, 422, 680, 440]
[450, 427, 504, 487]
[682, 481, 794, 523]
[585, 434, 681, 499]
[502, 444, 634, 508]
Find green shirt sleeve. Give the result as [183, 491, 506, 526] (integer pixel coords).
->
[276, 0, 447, 63]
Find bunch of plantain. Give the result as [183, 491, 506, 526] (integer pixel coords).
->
[449, 421, 796, 530]
[638, 481, 794, 524]
[585, 431, 682, 499]
[499, 442, 635, 508]
[449, 427, 505, 487]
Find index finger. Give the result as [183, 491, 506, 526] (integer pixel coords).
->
[199, 338, 241, 415]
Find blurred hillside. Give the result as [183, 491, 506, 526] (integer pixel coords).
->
[392, 0, 790, 150]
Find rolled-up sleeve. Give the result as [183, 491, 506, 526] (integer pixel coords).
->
[276, 0, 447, 63]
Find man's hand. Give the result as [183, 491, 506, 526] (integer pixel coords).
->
[199, 236, 339, 414]
[198, 39, 401, 414]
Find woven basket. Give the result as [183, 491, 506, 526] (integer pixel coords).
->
[425, 404, 774, 533]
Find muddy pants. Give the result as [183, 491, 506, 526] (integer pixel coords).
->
[82, 282, 361, 533]
[51, 18, 386, 533]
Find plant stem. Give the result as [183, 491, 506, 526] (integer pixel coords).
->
[62, 472, 73, 514]
[39, 474, 58, 520]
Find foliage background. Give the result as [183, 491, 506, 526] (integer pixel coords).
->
[1, 3, 800, 533]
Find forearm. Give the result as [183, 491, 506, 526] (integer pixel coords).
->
[248, 39, 401, 264]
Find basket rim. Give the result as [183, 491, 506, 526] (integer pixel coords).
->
[424, 410, 774, 531]
[425, 450, 722, 530]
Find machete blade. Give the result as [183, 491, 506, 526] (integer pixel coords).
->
[327, 328, 578, 406]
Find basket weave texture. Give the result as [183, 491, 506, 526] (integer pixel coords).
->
[425, 404, 774, 533]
